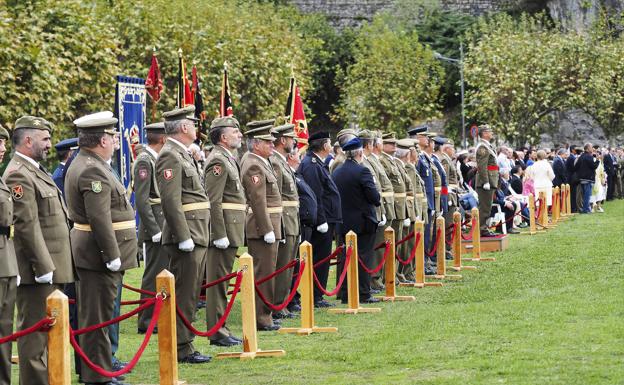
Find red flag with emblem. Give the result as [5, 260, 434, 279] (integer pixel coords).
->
[145, 53, 163, 102]
[289, 78, 309, 149]
[220, 63, 233, 117]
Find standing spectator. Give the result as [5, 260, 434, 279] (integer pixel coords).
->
[603, 147, 616, 201]
[531, 150, 555, 206]
[565, 145, 580, 212]
[552, 148, 568, 187]
[574, 143, 600, 213]
[590, 151, 607, 213]
[525, 149, 537, 166]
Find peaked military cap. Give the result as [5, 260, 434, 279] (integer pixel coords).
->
[358, 129, 375, 139]
[210, 116, 240, 131]
[309, 131, 330, 142]
[74, 111, 118, 134]
[162, 105, 198, 122]
[478, 124, 493, 132]
[382, 132, 397, 144]
[424, 132, 439, 139]
[342, 137, 362, 151]
[144, 122, 165, 133]
[54, 137, 79, 151]
[273, 123, 296, 138]
[407, 125, 428, 136]
[246, 119, 275, 130]
[0, 124, 9, 140]
[14, 116, 53, 132]
[432, 136, 448, 145]
[336, 128, 357, 139]
[245, 125, 276, 141]
[397, 138, 416, 149]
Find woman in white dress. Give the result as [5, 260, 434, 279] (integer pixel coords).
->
[531, 150, 555, 206]
[590, 151, 606, 212]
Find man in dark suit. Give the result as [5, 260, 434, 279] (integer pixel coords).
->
[565, 145, 579, 212]
[332, 137, 381, 303]
[552, 148, 568, 187]
[509, 166, 523, 194]
[603, 148, 616, 200]
[298, 131, 342, 307]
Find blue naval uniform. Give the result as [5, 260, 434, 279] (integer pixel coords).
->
[52, 163, 66, 194]
[431, 154, 449, 214]
[417, 153, 435, 251]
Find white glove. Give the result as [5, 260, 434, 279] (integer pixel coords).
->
[179, 238, 195, 252]
[483, 183, 491, 191]
[16, 275, 21, 287]
[316, 222, 329, 233]
[378, 214, 387, 227]
[279, 238, 286, 244]
[35, 271, 53, 284]
[106, 258, 121, 272]
[403, 218, 411, 228]
[264, 231, 276, 244]
[213, 237, 230, 249]
[151, 232, 162, 243]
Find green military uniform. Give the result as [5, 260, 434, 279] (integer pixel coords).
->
[203, 117, 246, 343]
[270, 124, 300, 316]
[396, 139, 421, 280]
[3, 116, 75, 385]
[440, 150, 459, 209]
[65, 113, 138, 384]
[135, 122, 168, 332]
[156, 107, 211, 360]
[0, 125, 18, 385]
[240, 125, 282, 329]
[475, 129, 499, 232]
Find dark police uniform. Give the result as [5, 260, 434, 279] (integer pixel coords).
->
[417, 151, 435, 254]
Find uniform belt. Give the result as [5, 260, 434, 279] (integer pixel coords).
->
[221, 202, 246, 211]
[148, 198, 161, 205]
[74, 220, 136, 232]
[434, 187, 442, 192]
[381, 192, 394, 198]
[182, 202, 211, 212]
[394, 193, 407, 198]
[414, 193, 425, 198]
[448, 184, 459, 189]
[282, 200, 300, 208]
[0, 225, 12, 239]
[406, 196, 414, 201]
[248, 206, 283, 214]
[487, 165, 499, 171]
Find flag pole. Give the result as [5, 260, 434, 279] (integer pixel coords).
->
[150, 47, 157, 123]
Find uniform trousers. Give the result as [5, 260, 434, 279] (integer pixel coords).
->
[76, 268, 122, 384]
[138, 241, 169, 331]
[275, 234, 298, 310]
[205, 246, 237, 341]
[247, 239, 279, 327]
[0, 277, 16, 385]
[338, 230, 375, 301]
[164, 245, 206, 358]
[477, 187, 495, 230]
[398, 224, 416, 280]
[371, 227, 386, 285]
[289, 226, 313, 307]
[310, 224, 335, 303]
[390, 220, 404, 279]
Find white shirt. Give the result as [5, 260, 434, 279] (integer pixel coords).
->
[530, 160, 555, 189]
[144, 146, 158, 160]
[167, 137, 189, 152]
[16, 151, 39, 168]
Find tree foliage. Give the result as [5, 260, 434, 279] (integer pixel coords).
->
[338, 18, 444, 135]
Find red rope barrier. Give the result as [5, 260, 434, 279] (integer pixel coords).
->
[535, 196, 544, 220]
[445, 223, 458, 246]
[72, 298, 157, 336]
[312, 246, 351, 297]
[358, 242, 389, 274]
[395, 230, 415, 247]
[122, 283, 155, 297]
[256, 259, 298, 286]
[120, 299, 151, 306]
[426, 228, 442, 257]
[313, 244, 345, 269]
[201, 271, 239, 290]
[521, 214, 548, 228]
[70, 296, 162, 378]
[255, 260, 306, 312]
[177, 271, 243, 337]
[396, 232, 421, 265]
[0, 317, 54, 345]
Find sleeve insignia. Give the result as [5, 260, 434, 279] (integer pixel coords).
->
[138, 168, 148, 180]
[91, 181, 102, 193]
[213, 165, 222, 177]
[11, 185, 23, 200]
[163, 169, 173, 180]
[311, 158, 317, 163]
[251, 175, 261, 185]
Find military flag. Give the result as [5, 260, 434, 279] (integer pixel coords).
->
[145, 51, 163, 102]
[284, 74, 309, 150]
[220, 62, 233, 117]
[177, 49, 193, 108]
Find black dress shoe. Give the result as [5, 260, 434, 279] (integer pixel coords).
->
[287, 303, 301, 312]
[196, 300, 206, 309]
[178, 351, 212, 364]
[360, 296, 381, 304]
[210, 336, 242, 347]
[272, 318, 282, 325]
[137, 327, 158, 335]
[314, 299, 335, 308]
[111, 360, 127, 372]
[480, 229, 497, 237]
[229, 334, 242, 342]
[370, 288, 381, 294]
[273, 311, 295, 319]
[424, 266, 437, 275]
[445, 251, 453, 260]
[257, 324, 280, 331]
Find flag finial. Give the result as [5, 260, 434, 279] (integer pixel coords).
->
[224, 61, 228, 71]
[178, 48, 182, 57]
[152, 47, 157, 54]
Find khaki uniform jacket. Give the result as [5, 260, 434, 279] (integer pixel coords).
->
[440, 153, 459, 206]
[203, 145, 246, 247]
[380, 152, 406, 220]
[241, 152, 282, 239]
[156, 139, 210, 247]
[396, 159, 416, 221]
[476, 139, 499, 188]
[0, 178, 18, 278]
[369, 154, 395, 221]
[65, 149, 137, 271]
[329, 154, 345, 175]
[362, 156, 383, 221]
[270, 152, 300, 237]
[405, 162, 425, 219]
[3, 154, 74, 284]
[133, 149, 164, 243]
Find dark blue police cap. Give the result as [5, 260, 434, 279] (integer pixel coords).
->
[54, 137, 78, 151]
[341, 137, 362, 151]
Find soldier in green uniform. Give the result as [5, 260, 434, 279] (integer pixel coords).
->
[475, 125, 499, 237]
[396, 138, 421, 281]
[135, 122, 168, 334]
[241, 124, 283, 331]
[0, 125, 18, 385]
[65, 112, 138, 384]
[359, 130, 386, 244]
[203, 116, 245, 347]
[3, 116, 75, 385]
[270, 123, 300, 320]
[156, 106, 212, 364]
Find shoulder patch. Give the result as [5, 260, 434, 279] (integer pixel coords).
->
[213, 165, 222, 176]
[91, 181, 102, 193]
[11, 185, 23, 200]
[138, 168, 148, 180]
[251, 175, 261, 185]
[163, 169, 173, 180]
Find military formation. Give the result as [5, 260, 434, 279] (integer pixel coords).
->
[0, 106, 509, 385]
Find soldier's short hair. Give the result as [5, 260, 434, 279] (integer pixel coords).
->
[361, 137, 374, 148]
[12, 128, 33, 147]
[210, 126, 226, 146]
[78, 131, 106, 148]
[395, 148, 409, 159]
[164, 119, 186, 135]
[146, 131, 165, 145]
[246, 137, 260, 152]
[345, 148, 363, 159]
[309, 138, 329, 153]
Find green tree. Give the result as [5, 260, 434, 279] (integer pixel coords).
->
[339, 18, 444, 135]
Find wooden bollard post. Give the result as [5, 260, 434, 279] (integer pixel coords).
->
[428, 217, 461, 280]
[380, 227, 415, 301]
[411, 220, 442, 288]
[156, 270, 185, 385]
[463, 207, 495, 262]
[561, 184, 569, 217]
[280, 242, 338, 334]
[218, 254, 285, 360]
[553, 186, 560, 224]
[329, 231, 381, 314]
[566, 184, 572, 216]
[451, 211, 476, 271]
[538, 191, 548, 228]
[47, 290, 70, 385]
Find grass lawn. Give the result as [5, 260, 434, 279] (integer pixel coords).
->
[11, 201, 624, 384]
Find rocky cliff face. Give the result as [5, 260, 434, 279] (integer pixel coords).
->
[547, 0, 624, 32]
